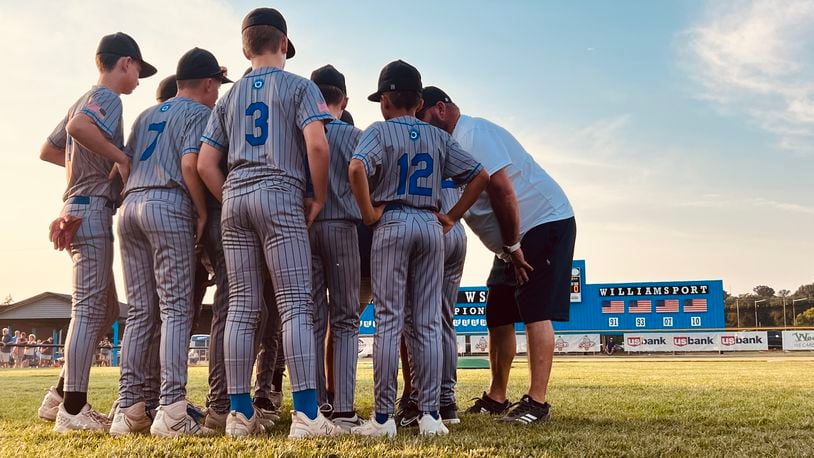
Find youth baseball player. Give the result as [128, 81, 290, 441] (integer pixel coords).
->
[37, 32, 156, 433]
[397, 180, 467, 427]
[197, 7, 341, 438]
[347, 60, 489, 437]
[112, 47, 230, 437]
[307, 65, 364, 431]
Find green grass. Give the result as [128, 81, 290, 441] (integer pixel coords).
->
[1, 356, 813, 457]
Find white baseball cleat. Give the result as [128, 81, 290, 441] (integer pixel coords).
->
[288, 410, 345, 439]
[225, 410, 265, 438]
[149, 400, 214, 437]
[38, 386, 62, 422]
[349, 416, 397, 438]
[418, 414, 449, 436]
[54, 404, 112, 433]
[109, 401, 152, 436]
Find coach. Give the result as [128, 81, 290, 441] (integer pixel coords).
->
[417, 87, 576, 425]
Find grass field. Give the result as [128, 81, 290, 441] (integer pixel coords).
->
[1, 356, 813, 457]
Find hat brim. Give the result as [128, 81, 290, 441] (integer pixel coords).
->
[286, 39, 295, 59]
[138, 60, 158, 79]
[218, 73, 233, 84]
[368, 91, 382, 102]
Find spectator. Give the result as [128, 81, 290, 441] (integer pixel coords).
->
[605, 337, 618, 355]
[98, 337, 113, 367]
[14, 332, 27, 368]
[40, 337, 54, 368]
[0, 328, 12, 368]
[23, 334, 37, 368]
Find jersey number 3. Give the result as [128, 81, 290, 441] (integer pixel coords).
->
[245, 102, 269, 146]
[396, 153, 433, 196]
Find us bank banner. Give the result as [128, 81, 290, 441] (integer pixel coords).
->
[624, 332, 768, 352]
[782, 331, 814, 350]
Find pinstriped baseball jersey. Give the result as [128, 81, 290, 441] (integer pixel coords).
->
[351, 116, 482, 211]
[440, 179, 462, 214]
[123, 97, 210, 197]
[317, 120, 362, 222]
[47, 85, 124, 202]
[201, 67, 333, 199]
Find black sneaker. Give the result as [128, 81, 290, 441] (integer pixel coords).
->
[440, 403, 460, 425]
[395, 397, 420, 428]
[498, 395, 551, 425]
[465, 392, 511, 415]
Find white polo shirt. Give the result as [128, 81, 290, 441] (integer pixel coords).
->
[453, 114, 574, 255]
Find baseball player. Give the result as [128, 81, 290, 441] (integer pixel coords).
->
[397, 179, 467, 427]
[37, 32, 155, 433]
[112, 47, 229, 437]
[347, 60, 489, 437]
[197, 7, 341, 438]
[306, 65, 364, 430]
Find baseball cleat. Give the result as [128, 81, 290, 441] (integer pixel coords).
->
[107, 398, 120, 420]
[288, 410, 345, 438]
[109, 401, 152, 436]
[54, 403, 112, 433]
[225, 410, 265, 438]
[150, 400, 215, 437]
[256, 406, 279, 428]
[418, 414, 449, 436]
[464, 392, 511, 415]
[497, 395, 551, 425]
[440, 403, 461, 425]
[38, 386, 63, 422]
[329, 411, 365, 432]
[395, 397, 420, 428]
[350, 416, 396, 438]
[204, 409, 228, 431]
[269, 391, 283, 410]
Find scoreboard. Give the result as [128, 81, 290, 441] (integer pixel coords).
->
[359, 259, 725, 335]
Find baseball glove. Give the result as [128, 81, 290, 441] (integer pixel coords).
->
[48, 215, 83, 251]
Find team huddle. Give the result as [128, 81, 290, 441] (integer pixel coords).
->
[36, 6, 576, 440]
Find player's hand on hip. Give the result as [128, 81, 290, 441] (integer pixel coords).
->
[305, 198, 324, 228]
[509, 248, 534, 285]
[435, 212, 455, 234]
[110, 158, 131, 186]
[195, 213, 207, 245]
[363, 204, 385, 226]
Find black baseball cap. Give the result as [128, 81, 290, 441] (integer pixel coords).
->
[156, 74, 177, 102]
[176, 48, 232, 83]
[242, 8, 295, 59]
[368, 60, 422, 102]
[340, 110, 355, 126]
[96, 32, 157, 78]
[311, 65, 346, 95]
[421, 86, 453, 107]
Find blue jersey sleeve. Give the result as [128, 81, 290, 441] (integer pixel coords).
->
[79, 88, 122, 139]
[443, 134, 482, 186]
[47, 113, 68, 150]
[352, 125, 384, 177]
[296, 80, 333, 130]
[201, 99, 228, 152]
[182, 107, 210, 156]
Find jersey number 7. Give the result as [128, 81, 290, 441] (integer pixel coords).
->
[140, 121, 167, 161]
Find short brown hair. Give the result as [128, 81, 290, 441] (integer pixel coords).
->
[317, 84, 345, 105]
[242, 25, 285, 57]
[176, 78, 206, 91]
[383, 91, 422, 110]
[96, 53, 122, 72]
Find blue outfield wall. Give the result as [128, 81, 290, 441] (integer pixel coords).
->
[359, 260, 725, 335]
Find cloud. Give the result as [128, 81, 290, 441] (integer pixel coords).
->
[679, 196, 814, 214]
[683, 0, 814, 155]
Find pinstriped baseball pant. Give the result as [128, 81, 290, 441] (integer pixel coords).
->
[372, 208, 444, 415]
[310, 219, 361, 412]
[404, 222, 466, 406]
[221, 187, 316, 394]
[61, 197, 119, 392]
[117, 188, 195, 407]
[203, 208, 231, 414]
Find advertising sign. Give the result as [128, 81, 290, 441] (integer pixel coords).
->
[782, 331, 814, 351]
[553, 334, 601, 353]
[624, 332, 768, 352]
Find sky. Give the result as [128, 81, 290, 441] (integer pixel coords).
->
[0, 0, 812, 303]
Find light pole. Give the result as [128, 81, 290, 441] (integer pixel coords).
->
[783, 296, 787, 328]
[754, 299, 767, 328]
[791, 298, 808, 327]
[736, 298, 740, 328]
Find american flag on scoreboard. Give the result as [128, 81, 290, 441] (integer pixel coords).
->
[684, 298, 708, 312]
[628, 299, 652, 313]
[602, 300, 625, 314]
[656, 299, 679, 313]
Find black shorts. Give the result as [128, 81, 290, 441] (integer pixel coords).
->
[485, 217, 576, 328]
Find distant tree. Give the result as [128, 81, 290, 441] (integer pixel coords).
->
[753, 285, 775, 297]
[794, 283, 814, 298]
[778, 289, 791, 298]
[1, 294, 11, 305]
[796, 308, 814, 327]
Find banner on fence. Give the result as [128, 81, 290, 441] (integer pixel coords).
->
[782, 331, 814, 351]
[624, 332, 768, 352]
[553, 334, 601, 353]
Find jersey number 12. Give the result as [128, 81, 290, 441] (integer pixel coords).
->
[396, 153, 433, 196]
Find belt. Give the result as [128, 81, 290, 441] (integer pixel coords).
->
[67, 196, 115, 209]
[383, 203, 404, 213]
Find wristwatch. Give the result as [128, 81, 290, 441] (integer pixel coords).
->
[502, 241, 521, 255]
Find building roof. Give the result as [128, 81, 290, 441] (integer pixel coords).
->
[0, 292, 128, 321]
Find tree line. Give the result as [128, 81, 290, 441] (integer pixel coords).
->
[724, 283, 814, 328]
